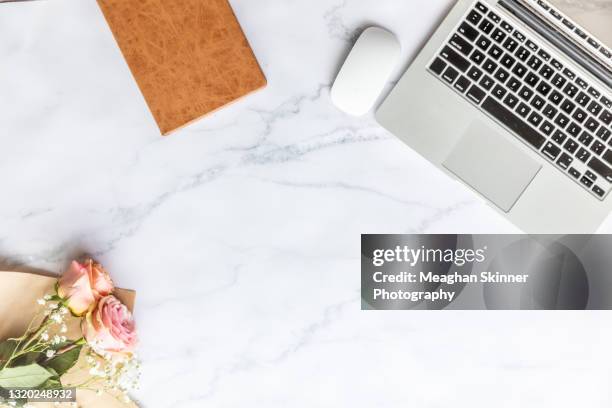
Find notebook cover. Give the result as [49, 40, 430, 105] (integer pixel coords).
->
[96, 0, 267, 135]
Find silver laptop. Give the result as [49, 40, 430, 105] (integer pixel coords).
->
[376, 0, 612, 233]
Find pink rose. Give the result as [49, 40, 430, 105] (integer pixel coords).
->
[84, 259, 114, 299]
[57, 261, 96, 316]
[57, 259, 114, 316]
[82, 295, 138, 353]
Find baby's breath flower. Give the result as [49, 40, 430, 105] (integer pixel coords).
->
[43, 294, 52, 300]
[60, 324, 68, 333]
[60, 306, 69, 315]
[37, 298, 46, 305]
[40, 331, 49, 341]
[52, 335, 61, 345]
[46, 350, 55, 358]
[50, 313, 63, 324]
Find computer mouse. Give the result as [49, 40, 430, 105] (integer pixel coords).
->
[331, 27, 401, 116]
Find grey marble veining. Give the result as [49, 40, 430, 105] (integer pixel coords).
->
[1, 0, 612, 407]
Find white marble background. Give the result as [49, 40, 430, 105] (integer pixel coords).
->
[1, 0, 612, 406]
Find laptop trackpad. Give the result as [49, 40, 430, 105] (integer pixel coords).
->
[443, 121, 541, 212]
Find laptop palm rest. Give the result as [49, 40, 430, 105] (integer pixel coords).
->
[443, 121, 541, 213]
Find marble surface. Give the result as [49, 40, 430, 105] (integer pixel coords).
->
[1, 0, 612, 407]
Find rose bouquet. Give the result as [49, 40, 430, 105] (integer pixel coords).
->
[0, 260, 139, 407]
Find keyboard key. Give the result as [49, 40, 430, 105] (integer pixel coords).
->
[550, 9, 562, 20]
[488, 45, 503, 60]
[551, 73, 566, 88]
[567, 122, 581, 137]
[600, 110, 612, 125]
[601, 96, 612, 109]
[557, 152, 573, 169]
[550, 58, 563, 71]
[502, 37, 519, 53]
[575, 29, 588, 40]
[488, 11, 501, 23]
[572, 108, 587, 123]
[504, 93, 519, 108]
[483, 59, 498, 74]
[554, 113, 569, 128]
[563, 84, 578, 98]
[568, 167, 581, 178]
[593, 185, 605, 197]
[494, 68, 509, 83]
[467, 9, 483, 25]
[441, 46, 470, 72]
[585, 170, 597, 182]
[475, 2, 488, 13]
[430, 58, 447, 75]
[525, 72, 539, 87]
[576, 92, 590, 106]
[576, 78, 588, 89]
[458, 22, 479, 42]
[492, 84, 507, 99]
[470, 49, 486, 65]
[562, 19, 575, 30]
[531, 95, 546, 111]
[552, 130, 567, 144]
[540, 120, 554, 136]
[491, 28, 506, 43]
[585, 117, 599, 133]
[513, 30, 526, 42]
[526, 40, 538, 52]
[479, 75, 494, 90]
[537, 49, 551, 61]
[454, 75, 471, 93]
[479, 19, 494, 34]
[548, 90, 563, 105]
[527, 55, 543, 70]
[519, 86, 534, 101]
[507, 77, 521, 92]
[466, 84, 486, 104]
[512, 63, 527, 78]
[565, 139, 579, 153]
[442, 66, 459, 83]
[515, 46, 530, 61]
[579, 131, 594, 147]
[543, 104, 558, 119]
[576, 147, 591, 163]
[591, 141, 606, 155]
[597, 127, 611, 142]
[501, 21, 513, 33]
[587, 101, 603, 116]
[600, 48, 611, 58]
[467, 66, 483, 81]
[482, 97, 545, 148]
[603, 150, 612, 166]
[450, 34, 474, 55]
[536, 81, 552, 96]
[542, 141, 561, 159]
[539, 65, 555, 79]
[560, 100, 576, 115]
[517, 102, 531, 117]
[500, 54, 516, 69]
[537, 0, 550, 10]
[588, 87, 601, 99]
[581, 175, 594, 188]
[563, 68, 575, 80]
[588, 157, 612, 182]
[528, 111, 543, 126]
[476, 35, 492, 51]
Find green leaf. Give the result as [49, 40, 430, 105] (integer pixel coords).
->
[40, 376, 62, 390]
[0, 364, 53, 388]
[12, 352, 43, 367]
[43, 345, 82, 377]
[0, 340, 17, 364]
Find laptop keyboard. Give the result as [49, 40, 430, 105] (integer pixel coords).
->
[427, 1, 612, 200]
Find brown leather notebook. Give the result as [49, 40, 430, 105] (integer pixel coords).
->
[97, 0, 267, 135]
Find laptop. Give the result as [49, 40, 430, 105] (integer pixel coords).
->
[376, 0, 612, 233]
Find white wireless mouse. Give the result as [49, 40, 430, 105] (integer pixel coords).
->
[331, 27, 401, 116]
